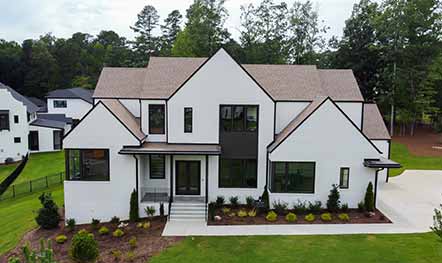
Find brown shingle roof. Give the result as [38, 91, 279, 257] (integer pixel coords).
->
[363, 103, 391, 140]
[319, 70, 364, 101]
[94, 68, 146, 99]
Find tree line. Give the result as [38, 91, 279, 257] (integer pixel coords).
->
[0, 0, 441, 135]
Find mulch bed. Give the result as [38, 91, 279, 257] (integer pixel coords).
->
[2, 217, 183, 263]
[393, 126, 442, 157]
[208, 208, 391, 225]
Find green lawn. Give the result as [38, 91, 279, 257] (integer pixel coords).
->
[151, 234, 442, 263]
[0, 185, 63, 255]
[0, 163, 18, 183]
[389, 142, 442, 176]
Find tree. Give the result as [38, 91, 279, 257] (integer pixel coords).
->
[131, 5, 160, 66]
[364, 182, 374, 212]
[326, 184, 340, 212]
[159, 10, 183, 56]
[35, 193, 60, 229]
[129, 189, 139, 222]
[0, 40, 23, 92]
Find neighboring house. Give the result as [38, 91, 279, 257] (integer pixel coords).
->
[63, 48, 399, 224]
[46, 87, 93, 124]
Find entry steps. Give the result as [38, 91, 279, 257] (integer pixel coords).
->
[169, 202, 206, 221]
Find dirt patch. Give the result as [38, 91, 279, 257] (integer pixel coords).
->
[393, 127, 442, 157]
[2, 217, 183, 263]
[208, 208, 391, 225]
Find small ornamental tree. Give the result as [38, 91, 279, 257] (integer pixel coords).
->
[431, 203, 442, 241]
[129, 189, 139, 222]
[364, 182, 375, 212]
[261, 185, 270, 211]
[35, 193, 60, 229]
[326, 184, 340, 212]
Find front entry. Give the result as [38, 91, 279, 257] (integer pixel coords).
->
[176, 160, 200, 195]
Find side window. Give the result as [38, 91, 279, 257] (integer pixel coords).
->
[184, 107, 192, 133]
[150, 155, 165, 179]
[53, 100, 67, 108]
[14, 137, 21, 143]
[149, 105, 165, 134]
[66, 149, 110, 181]
[14, 115, 19, 124]
[339, 168, 350, 189]
[0, 110, 10, 130]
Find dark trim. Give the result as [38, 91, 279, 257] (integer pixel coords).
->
[170, 155, 173, 202]
[361, 102, 365, 131]
[270, 161, 316, 194]
[374, 168, 383, 209]
[119, 150, 221, 155]
[46, 96, 93, 105]
[370, 139, 392, 141]
[93, 96, 169, 100]
[265, 151, 269, 187]
[339, 167, 350, 189]
[387, 140, 391, 182]
[29, 123, 64, 130]
[275, 99, 364, 103]
[149, 154, 166, 179]
[175, 160, 201, 195]
[148, 104, 165, 135]
[53, 130, 63, 150]
[205, 155, 209, 204]
[138, 99, 143, 135]
[133, 155, 139, 193]
[65, 148, 110, 181]
[165, 100, 169, 142]
[273, 102, 277, 140]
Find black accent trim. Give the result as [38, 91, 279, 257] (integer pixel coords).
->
[205, 155, 209, 204]
[165, 100, 169, 142]
[65, 148, 110, 181]
[170, 155, 173, 202]
[361, 102, 365, 131]
[133, 155, 139, 194]
[387, 140, 391, 182]
[273, 102, 277, 140]
[120, 150, 220, 155]
[29, 123, 64, 130]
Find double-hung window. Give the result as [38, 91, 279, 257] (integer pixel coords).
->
[149, 105, 165, 134]
[339, 167, 350, 189]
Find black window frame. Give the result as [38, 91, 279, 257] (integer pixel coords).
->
[148, 104, 165, 134]
[149, 154, 166, 179]
[65, 149, 110, 181]
[14, 137, 21, 143]
[0, 110, 10, 131]
[14, 115, 19, 124]
[270, 162, 316, 194]
[53, 130, 62, 150]
[219, 105, 258, 133]
[339, 167, 350, 189]
[184, 107, 192, 133]
[219, 158, 257, 188]
[53, 100, 67, 108]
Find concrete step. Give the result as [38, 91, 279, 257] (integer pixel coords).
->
[170, 211, 206, 216]
[169, 214, 206, 220]
[172, 203, 206, 208]
[171, 207, 206, 212]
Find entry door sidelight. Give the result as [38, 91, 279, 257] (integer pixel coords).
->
[176, 161, 201, 195]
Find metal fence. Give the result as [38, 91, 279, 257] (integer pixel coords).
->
[0, 172, 64, 201]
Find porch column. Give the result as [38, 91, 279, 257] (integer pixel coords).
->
[205, 155, 208, 204]
[169, 154, 173, 202]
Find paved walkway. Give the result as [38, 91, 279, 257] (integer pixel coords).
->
[162, 170, 442, 236]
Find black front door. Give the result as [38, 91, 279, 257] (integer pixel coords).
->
[176, 161, 200, 195]
[28, 131, 39, 151]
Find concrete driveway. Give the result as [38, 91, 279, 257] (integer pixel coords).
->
[378, 170, 442, 232]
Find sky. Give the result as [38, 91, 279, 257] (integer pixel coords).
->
[0, 0, 365, 43]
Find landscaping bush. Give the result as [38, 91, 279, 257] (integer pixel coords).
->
[326, 184, 340, 212]
[137, 222, 151, 229]
[110, 216, 120, 225]
[111, 250, 123, 261]
[341, 203, 349, 212]
[238, 209, 248, 217]
[216, 196, 225, 207]
[431, 203, 442, 241]
[248, 209, 257, 217]
[113, 229, 125, 237]
[293, 200, 307, 214]
[285, 212, 297, 222]
[145, 206, 156, 218]
[304, 213, 315, 222]
[229, 196, 239, 207]
[265, 211, 278, 222]
[321, 213, 332, 221]
[55, 234, 68, 244]
[35, 193, 60, 229]
[160, 203, 165, 216]
[126, 251, 135, 262]
[91, 218, 100, 229]
[129, 189, 139, 222]
[129, 236, 137, 249]
[364, 182, 375, 212]
[272, 200, 288, 215]
[338, 213, 350, 221]
[70, 230, 99, 262]
[246, 196, 255, 208]
[66, 218, 76, 232]
[261, 186, 270, 210]
[98, 226, 109, 235]
[11, 239, 56, 263]
[222, 207, 231, 214]
[308, 201, 322, 214]
[357, 201, 365, 212]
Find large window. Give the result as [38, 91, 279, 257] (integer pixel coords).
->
[184, 107, 192, 133]
[53, 100, 67, 108]
[220, 105, 258, 132]
[53, 130, 62, 150]
[271, 162, 315, 193]
[339, 167, 350, 189]
[219, 158, 257, 188]
[66, 149, 110, 181]
[0, 110, 9, 131]
[150, 155, 165, 179]
[149, 104, 165, 134]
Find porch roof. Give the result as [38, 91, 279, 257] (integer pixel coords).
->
[119, 142, 221, 155]
[363, 157, 401, 169]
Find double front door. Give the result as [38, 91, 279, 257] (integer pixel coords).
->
[176, 161, 200, 195]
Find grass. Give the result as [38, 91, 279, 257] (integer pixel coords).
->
[0, 163, 18, 183]
[151, 234, 442, 263]
[15, 151, 65, 184]
[0, 185, 63, 255]
[389, 142, 442, 176]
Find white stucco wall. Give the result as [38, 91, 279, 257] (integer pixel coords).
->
[29, 125, 63, 153]
[47, 98, 92, 120]
[372, 140, 390, 182]
[336, 102, 363, 129]
[140, 100, 167, 142]
[63, 103, 140, 224]
[120, 99, 140, 118]
[269, 99, 381, 208]
[0, 88, 29, 163]
[275, 102, 309, 133]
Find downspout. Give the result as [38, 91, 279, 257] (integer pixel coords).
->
[374, 168, 384, 209]
[133, 155, 139, 201]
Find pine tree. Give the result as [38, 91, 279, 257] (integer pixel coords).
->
[326, 184, 341, 212]
[129, 189, 139, 222]
[364, 182, 375, 212]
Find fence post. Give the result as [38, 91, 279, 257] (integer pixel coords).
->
[30, 180, 32, 192]
[45, 176, 48, 188]
[12, 185, 15, 198]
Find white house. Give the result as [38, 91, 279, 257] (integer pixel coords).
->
[46, 87, 93, 124]
[63, 48, 399, 224]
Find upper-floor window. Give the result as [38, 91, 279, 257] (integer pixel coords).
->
[66, 149, 110, 181]
[149, 104, 165, 134]
[184, 107, 192, 133]
[53, 100, 67, 108]
[339, 167, 350, 189]
[0, 110, 9, 131]
[14, 115, 19, 124]
[220, 105, 258, 132]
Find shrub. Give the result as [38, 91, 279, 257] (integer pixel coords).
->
[129, 236, 137, 249]
[265, 211, 278, 222]
[55, 234, 67, 244]
[357, 201, 365, 212]
[326, 184, 341, 212]
[69, 230, 99, 262]
[338, 213, 350, 221]
[222, 207, 231, 214]
[272, 200, 288, 215]
[111, 249, 122, 261]
[110, 216, 120, 225]
[431, 204, 442, 241]
[285, 212, 297, 222]
[126, 251, 135, 262]
[216, 196, 225, 207]
[143, 221, 151, 229]
[321, 213, 332, 221]
[98, 226, 109, 235]
[293, 200, 307, 214]
[246, 196, 255, 208]
[261, 186, 270, 210]
[229, 196, 239, 207]
[145, 206, 156, 218]
[160, 203, 165, 216]
[129, 189, 139, 222]
[35, 193, 60, 229]
[248, 209, 257, 217]
[341, 203, 349, 212]
[304, 213, 316, 222]
[13, 239, 56, 263]
[364, 182, 375, 212]
[91, 218, 100, 229]
[308, 201, 322, 214]
[113, 229, 125, 237]
[66, 218, 76, 232]
[238, 209, 248, 217]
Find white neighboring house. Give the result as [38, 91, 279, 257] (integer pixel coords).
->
[63, 48, 400, 224]
[46, 87, 93, 124]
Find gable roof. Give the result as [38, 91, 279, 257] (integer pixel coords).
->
[0, 82, 39, 113]
[30, 118, 66, 129]
[363, 103, 391, 140]
[93, 49, 364, 101]
[47, 87, 93, 104]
